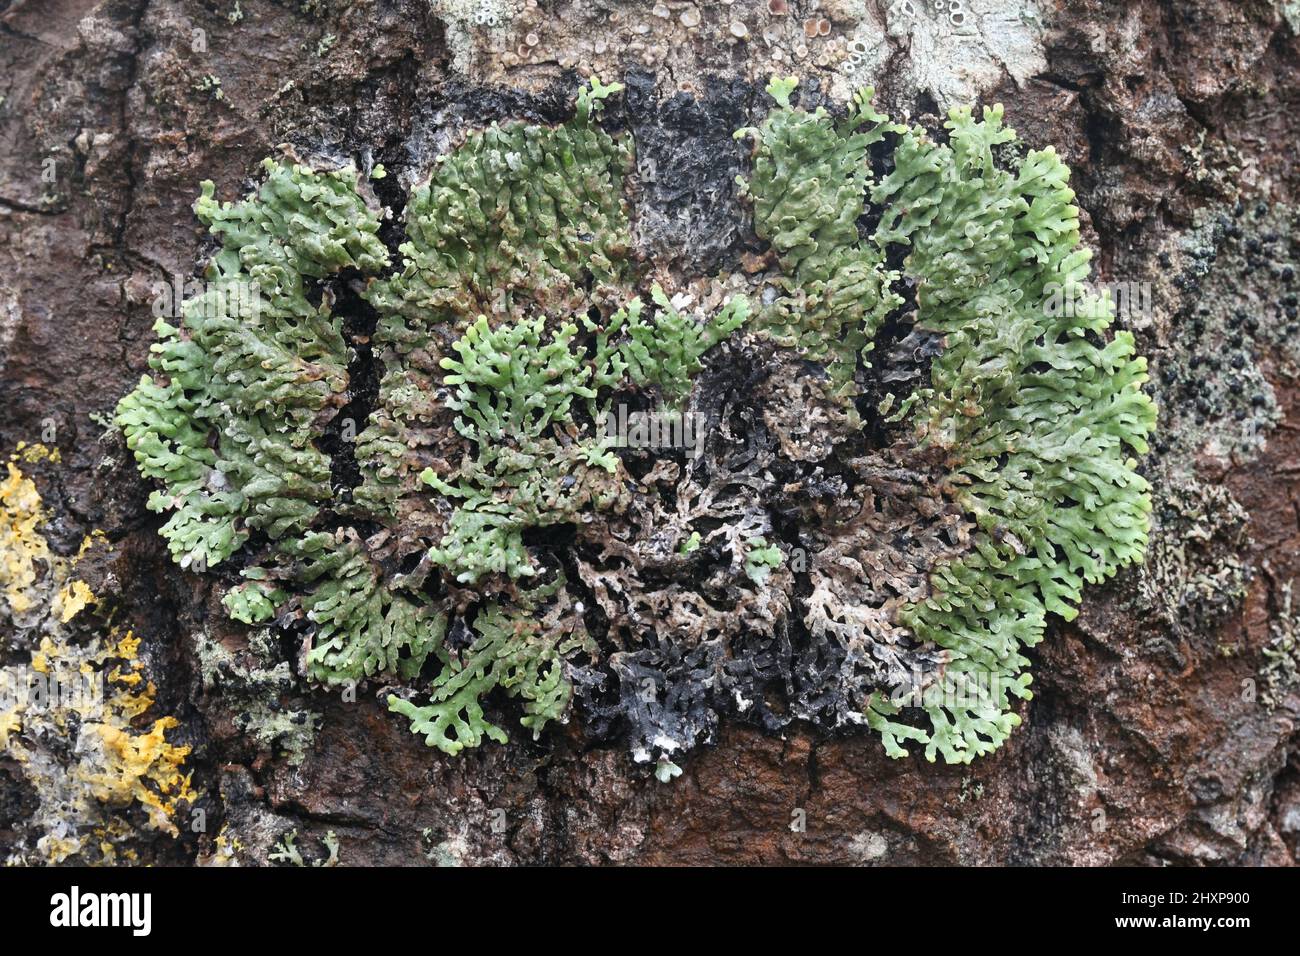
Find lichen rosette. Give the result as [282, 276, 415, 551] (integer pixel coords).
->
[117, 77, 1155, 770]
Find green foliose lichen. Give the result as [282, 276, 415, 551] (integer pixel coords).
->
[116, 156, 388, 570]
[737, 85, 904, 412]
[739, 77, 1155, 762]
[117, 75, 1155, 770]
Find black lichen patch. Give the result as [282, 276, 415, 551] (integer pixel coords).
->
[621, 69, 758, 275]
[319, 270, 383, 501]
[1152, 202, 1300, 466]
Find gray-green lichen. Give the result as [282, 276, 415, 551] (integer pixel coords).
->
[196, 628, 318, 766]
[1137, 479, 1251, 643]
[116, 76, 1155, 771]
[1152, 203, 1298, 468]
[430, 0, 522, 74]
[1260, 578, 1300, 711]
[1282, 1, 1300, 35]
[268, 827, 340, 866]
[1132, 202, 1298, 644]
[836, 0, 1048, 108]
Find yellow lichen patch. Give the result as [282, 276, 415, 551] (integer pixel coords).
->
[107, 665, 143, 687]
[207, 824, 244, 866]
[54, 580, 96, 622]
[102, 629, 156, 720]
[0, 708, 19, 749]
[75, 530, 106, 564]
[114, 631, 141, 659]
[86, 718, 196, 834]
[15, 441, 61, 465]
[91, 820, 141, 865]
[0, 460, 52, 617]
[38, 835, 81, 863]
[1, 450, 105, 625]
[30, 637, 53, 674]
[4, 621, 198, 861]
[0, 449, 199, 865]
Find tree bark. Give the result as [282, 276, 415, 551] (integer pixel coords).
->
[1, 0, 1298, 865]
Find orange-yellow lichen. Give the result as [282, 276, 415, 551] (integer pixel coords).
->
[30, 637, 51, 674]
[87, 717, 196, 834]
[0, 448, 198, 864]
[206, 824, 244, 866]
[0, 459, 51, 617]
[54, 579, 97, 622]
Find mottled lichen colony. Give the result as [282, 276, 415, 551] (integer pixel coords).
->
[116, 76, 1155, 772]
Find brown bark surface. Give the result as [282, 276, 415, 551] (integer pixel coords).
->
[1, 0, 1298, 865]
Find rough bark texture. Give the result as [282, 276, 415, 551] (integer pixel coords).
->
[1, 0, 1298, 866]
